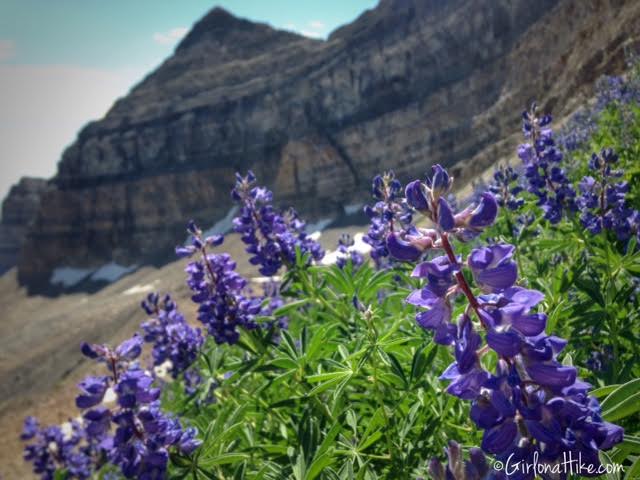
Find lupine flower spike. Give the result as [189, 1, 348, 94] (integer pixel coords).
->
[231, 171, 323, 276]
[518, 103, 577, 223]
[363, 170, 412, 268]
[390, 164, 623, 476]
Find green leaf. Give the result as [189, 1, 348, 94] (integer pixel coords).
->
[599, 450, 622, 480]
[624, 455, 640, 480]
[273, 299, 310, 317]
[601, 378, 640, 414]
[306, 451, 336, 480]
[591, 384, 620, 399]
[307, 370, 352, 383]
[198, 453, 250, 468]
[603, 391, 640, 422]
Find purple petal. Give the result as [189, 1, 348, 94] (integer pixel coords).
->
[526, 363, 577, 387]
[475, 263, 517, 292]
[386, 233, 422, 261]
[512, 313, 547, 336]
[503, 287, 544, 308]
[415, 300, 451, 329]
[405, 180, 429, 211]
[487, 329, 521, 357]
[468, 193, 498, 228]
[437, 197, 455, 231]
[406, 287, 440, 307]
[481, 420, 518, 454]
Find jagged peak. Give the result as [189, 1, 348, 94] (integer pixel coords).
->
[176, 5, 305, 52]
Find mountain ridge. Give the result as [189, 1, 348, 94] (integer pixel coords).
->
[4, 0, 639, 288]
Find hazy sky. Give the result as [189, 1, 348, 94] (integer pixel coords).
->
[0, 0, 377, 203]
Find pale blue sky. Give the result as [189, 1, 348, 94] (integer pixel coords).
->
[0, 0, 377, 202]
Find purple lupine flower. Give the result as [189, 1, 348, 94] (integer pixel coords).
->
[140, 293, 203, 379]
[392, 164, 623, 474]
[577, 148, 639, 240]
[231, 172, 323, 275]
[178, 221, 274, 345]
[428, 440, 505, 480]
[335, 233, 364, 269]
[559, 68, 640, 151]
[519, 103, 577, 223]
[74, 335, 202, 479]
[488, 165, 524, 211]
[363, 171, 413, 268]
[21, 418, 96, 480]
[406, 256, 458, 345]
[386, 165, 497, 261]
[467, 245, 518, 294]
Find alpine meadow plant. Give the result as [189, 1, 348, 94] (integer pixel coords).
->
[489, 165, 524, 212]
[231, 171, 323, 276]
[363, 170, 413, 267]
[140, 292, 203, 379]
[577, 148, 639, 240]
[336, 233, 364, 270]
[19, 69, 640, 479]
[177, 220, 273, 345]
[518, 103, 577, 223]
[388, 165, 624, 476]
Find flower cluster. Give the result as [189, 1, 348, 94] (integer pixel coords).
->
[362, 171, 412, 268]
[231, 171, 323, 276]
[489, 165, 524, 212]
[21, 417, 95, 480]
[76, 336, 200, 479]
[518, 104, 576, 223]
[140, 292, 203, 378]
[427, 440, 503, 480]
[577, 148, 639, 240]
[178, 221, 271, 345]
[386, 164, 497, 262]
[336, 233, 364, 269]
[559, 66, 640, 152]
[594, 74, 640, 111]
[392, 165, 623, 476]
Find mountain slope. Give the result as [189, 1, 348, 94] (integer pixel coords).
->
[14, 0, 640, 287]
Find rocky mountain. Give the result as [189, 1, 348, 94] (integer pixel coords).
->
[9, 0, 640, 288]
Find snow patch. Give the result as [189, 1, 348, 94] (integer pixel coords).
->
[308, 231, 322, 241]
[50, 267, 92, 287]
[352, 232, 372, 255]
[251, 276, 282, 284]
[203, 206, 239, 238]
[90, 262, 137, 283]
[306, 217, 334, 234]
[344, 203, 364, 215]
[320, 232, 371, 266]
[123, 280, 159, 296]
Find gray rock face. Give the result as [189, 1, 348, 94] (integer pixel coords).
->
[14, 0, 640, 286]
[0, 178, 49, 275]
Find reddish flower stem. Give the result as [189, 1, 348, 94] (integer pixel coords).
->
[440, 232, 486, 328]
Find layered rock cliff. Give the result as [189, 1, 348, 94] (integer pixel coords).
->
[0, 178, 49, 274]
[14, 0, 640, 287]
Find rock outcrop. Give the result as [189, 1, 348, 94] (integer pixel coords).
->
[13, 0, 640, 287]
[0, 178, 49, 275]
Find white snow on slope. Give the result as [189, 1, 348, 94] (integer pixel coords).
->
[90, 262, 137, 283]
[321, 232, 371, 265]
[306, 217, 334, 234]
[50, 267, 92, 287]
